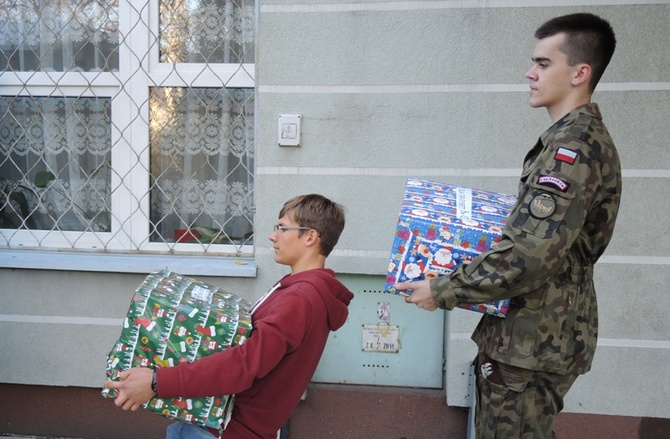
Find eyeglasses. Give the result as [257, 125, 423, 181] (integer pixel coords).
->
[273, 225, 313, 233]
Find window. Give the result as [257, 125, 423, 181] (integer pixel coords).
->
[0, 0, 256, 257]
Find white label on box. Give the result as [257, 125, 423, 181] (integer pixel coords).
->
[362, 324, 399, 353]
[191, 285, 213, 303]
[456, 187, 473, 220]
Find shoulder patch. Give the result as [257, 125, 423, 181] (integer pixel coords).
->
[538, 175, 570, 192]
[529, 194, 556, 219]
[555, 147, 577, 165]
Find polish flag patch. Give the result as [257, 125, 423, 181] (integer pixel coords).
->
[555, 147, 577, 165]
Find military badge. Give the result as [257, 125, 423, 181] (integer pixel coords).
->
[538, 175, 569, 192]
[529, 193, 556, 219]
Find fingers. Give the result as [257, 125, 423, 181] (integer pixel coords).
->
[118, 396, 139, 411]
[124, 399, 141, 411]
[399, 286, 438, 311]
[110, 384, 142, 411]
[103, 368, 127, 390]
[104, 367, 156, 412]
[394, 281, 410, 290]
[104, 371, 133, 410]
[104, 380, 119, 390]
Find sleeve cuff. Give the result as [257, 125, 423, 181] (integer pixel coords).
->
[430, 276, 458, 310]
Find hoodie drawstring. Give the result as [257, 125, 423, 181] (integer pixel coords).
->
[250, 282, 282, 315]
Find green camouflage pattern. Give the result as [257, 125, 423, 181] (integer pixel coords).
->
[474, 352, 578, 439]
[431, 103, 621, 375]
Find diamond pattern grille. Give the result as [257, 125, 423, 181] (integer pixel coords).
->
[0, 0, 256, 255]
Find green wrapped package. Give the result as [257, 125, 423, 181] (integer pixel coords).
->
[102, 269, 253, 429]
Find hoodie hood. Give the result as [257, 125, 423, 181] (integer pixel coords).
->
[277, 268, 353, 331]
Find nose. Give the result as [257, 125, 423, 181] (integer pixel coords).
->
[525, 65, 536, 80]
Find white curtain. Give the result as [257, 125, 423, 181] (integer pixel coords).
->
[0, 0, 119, 72]
[149, 0, 255, 246]
[0, 1, 117, 231]
[149, 87, 254, 245]
[1, 0, 255, 245]
[0, 96, 112, 231]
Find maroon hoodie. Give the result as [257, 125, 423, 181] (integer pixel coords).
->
[157, 268, 353, 438]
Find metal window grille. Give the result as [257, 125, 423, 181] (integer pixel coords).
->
[0, 0, 256, 256]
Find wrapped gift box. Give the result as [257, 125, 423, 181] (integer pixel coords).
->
[102, 269, 252, 429]
[385, 178, 516, 318]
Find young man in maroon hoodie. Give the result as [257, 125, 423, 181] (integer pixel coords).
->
[105, 194, 354, 439]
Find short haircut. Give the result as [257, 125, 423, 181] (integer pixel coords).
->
[278, 194, 346, 257]
[535, 13, 616, 92]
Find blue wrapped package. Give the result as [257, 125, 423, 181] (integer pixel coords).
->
[385, 178, 516, 317]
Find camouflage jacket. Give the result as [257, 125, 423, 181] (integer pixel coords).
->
[430, 103, 622, 375]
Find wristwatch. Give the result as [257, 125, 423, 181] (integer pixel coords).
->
[151, 369, 158, 394]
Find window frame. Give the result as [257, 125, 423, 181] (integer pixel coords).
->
[0, 0, 257, 275]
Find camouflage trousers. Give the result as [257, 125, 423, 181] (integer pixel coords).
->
[474, 353, 579, 439]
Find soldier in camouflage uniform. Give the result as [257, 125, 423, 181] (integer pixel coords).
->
[395, 13, 621, 439]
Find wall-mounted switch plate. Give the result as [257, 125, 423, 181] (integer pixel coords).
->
[278, 114, 301, 146]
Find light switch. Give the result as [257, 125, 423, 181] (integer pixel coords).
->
[278, 114, 301, 146]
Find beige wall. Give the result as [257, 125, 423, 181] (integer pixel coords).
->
[256, 1, 670, 418]
[2, 0, 669, 419]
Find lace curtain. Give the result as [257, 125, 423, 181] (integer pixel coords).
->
[0, 96, 112, 231]
[0, 0, 116, 232]
[0, 0, 119, 72]
[149, 87, 254, 245]
[159, 0, 255, 64]
[150, 0, 255, 245]
[1, 0, 255, 249]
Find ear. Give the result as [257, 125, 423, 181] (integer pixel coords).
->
[303, 229, 321, 247]
[571, 63, 592, 87]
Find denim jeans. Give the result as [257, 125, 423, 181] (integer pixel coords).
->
[166, 421, 217, 439]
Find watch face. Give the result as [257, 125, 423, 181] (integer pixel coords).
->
[529, 193, 556, 219]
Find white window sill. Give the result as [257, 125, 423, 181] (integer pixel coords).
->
[0, 250, 257, 277]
